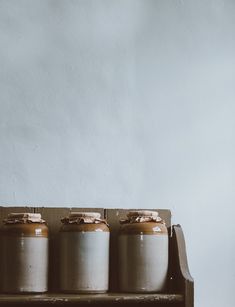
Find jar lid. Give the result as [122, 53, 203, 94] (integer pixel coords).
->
[69, 212, 101, 219]
[61, 211, 108, 225]
[127, 210, 159, 218]
[4, 213, 46, 224]
[120, 210, 164, 224]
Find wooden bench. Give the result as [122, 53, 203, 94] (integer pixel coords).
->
[0, 207, 194, 307]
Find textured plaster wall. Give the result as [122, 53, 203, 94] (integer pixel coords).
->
[0, 1, 235, 306]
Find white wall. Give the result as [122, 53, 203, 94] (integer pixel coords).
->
[0, 0, 235, 305]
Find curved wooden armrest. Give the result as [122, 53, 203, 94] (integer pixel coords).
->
[169, 225, 194, 307]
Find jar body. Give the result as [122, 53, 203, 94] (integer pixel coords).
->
[60, 223, 110, 293]
[118, 222, 168, 293]
[1, 223, 49, 293]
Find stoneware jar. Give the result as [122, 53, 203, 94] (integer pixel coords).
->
[118, 210, 168, 293]
[59, 212, 110, 293]
[1, 213, 49, 293]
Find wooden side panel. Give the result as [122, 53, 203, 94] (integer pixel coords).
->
[169, 225, 194, 307]
[105, 209, 171, 292]
[34, 207, 104, 291]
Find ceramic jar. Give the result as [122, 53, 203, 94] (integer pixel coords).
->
[118, 210, 168, 293]
[59, 212, 110, 293]
[1, 213, 49, 293]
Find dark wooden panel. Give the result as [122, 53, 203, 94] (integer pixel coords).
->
[106, 209, 171, 292]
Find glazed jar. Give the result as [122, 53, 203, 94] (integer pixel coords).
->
[59, 212, 110, 293]
[1, 213, 49, 293]
[118, 210, 168, 293]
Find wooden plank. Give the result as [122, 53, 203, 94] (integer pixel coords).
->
[34, 207, 104, 292]
[0, 293, 184, 305]
[106, 209, 171, 292]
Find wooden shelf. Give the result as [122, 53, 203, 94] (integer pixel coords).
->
[0, 207, 194, 306]
[0, 293, 184, 305]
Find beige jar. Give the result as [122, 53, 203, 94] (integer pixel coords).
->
[1, 213, 49, 293]
[118, 211, 168, 293]
[59, 212, 110, 293]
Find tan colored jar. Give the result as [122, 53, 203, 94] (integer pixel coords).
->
[118, 210, 168, 293]
[59, 212, 110, 293]
[0, 213, 49, 293]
